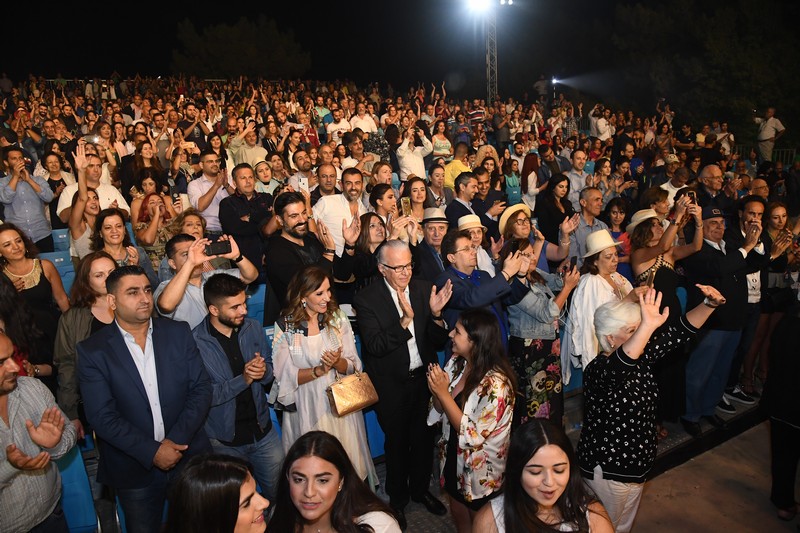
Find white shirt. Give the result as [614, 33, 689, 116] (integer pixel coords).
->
[384, 280, 423, 371]
[326, 119, 351, 145]
[314, 194, 366, 255]
[187, 174, 231, 231]
[755, 116, 785, 141]
[396, 137, 433, 181]
[116, 320, 165, 441]
[57, 181, 130, 218]
[349, 114, 377, 134]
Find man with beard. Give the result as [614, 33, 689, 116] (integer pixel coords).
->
[0, 332, 77, 532]
[287, 150, 317, 192]
[264, 191, 356, 321]
[192, 274, 283, 500]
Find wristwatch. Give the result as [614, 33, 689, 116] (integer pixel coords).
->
[233, 254, 244, 263]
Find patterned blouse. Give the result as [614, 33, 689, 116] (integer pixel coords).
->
[577, 316, 697, 484]
[428, 357, 515, 502]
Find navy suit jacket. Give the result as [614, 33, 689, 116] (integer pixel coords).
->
[77, 317, 212, 489]
[444, 199, 498, 238]
[434, 267, 528, 333]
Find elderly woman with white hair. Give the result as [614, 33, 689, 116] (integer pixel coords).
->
[576, 285, 726, 533]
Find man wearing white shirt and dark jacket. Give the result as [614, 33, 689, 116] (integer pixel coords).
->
[679, 204, 770, 437]
[354, 240, 452, 529]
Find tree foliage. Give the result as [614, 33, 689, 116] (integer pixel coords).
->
[171, 16, 310, 79]
[609, 0, 800, 143]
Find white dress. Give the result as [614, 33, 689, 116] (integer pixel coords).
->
[272, 309, 378, 487]
[560, 272, 632, 384]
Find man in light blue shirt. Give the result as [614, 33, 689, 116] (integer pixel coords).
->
[0, 146, 54, 251]
[565, 149, 592, 211]
[569, 187, 609, 266]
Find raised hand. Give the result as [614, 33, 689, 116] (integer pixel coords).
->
[490, 235, 505, 258]
[73, 144, 88, 172]
[502, 250, 524, 277]
[638, 288, 669, 329]
[26, 406, 65, 449]
[695, 284, 726, 307]
[429, 279, 453, 317]
[342, 216, 361, 247]
[426, 363, 450, 399]
[315, 220, 335, 250]
[561, 213, 580, 236]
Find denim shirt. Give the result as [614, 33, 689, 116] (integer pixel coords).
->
[192, 316, 274, 442]
[507, 269, 564, 340]
[0, 173, 54, 242]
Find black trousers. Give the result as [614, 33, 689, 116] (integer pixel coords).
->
[770, 417, 800, 510]
[375, 371, 436, 508]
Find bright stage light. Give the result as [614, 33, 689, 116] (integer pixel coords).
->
[552, 77, 558, 84]
[468, 0, 491, 12]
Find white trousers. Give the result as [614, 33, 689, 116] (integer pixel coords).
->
[584, 465, 644, 533]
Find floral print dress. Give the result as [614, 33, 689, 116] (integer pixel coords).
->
[427, 357, 515, 503]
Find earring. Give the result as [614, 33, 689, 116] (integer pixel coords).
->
[301, 300, 307, 308]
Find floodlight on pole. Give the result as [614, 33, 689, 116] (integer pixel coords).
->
[471, 1, 513, 103]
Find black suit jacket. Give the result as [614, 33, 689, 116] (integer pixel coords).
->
[412, 241, 445, 282]
[354, 279, 449, 412]
[77, 318, 212, 489]
[444, 199, 498, 238]
[682, 237, 770, 330]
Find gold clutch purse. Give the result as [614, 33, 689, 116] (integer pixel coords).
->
[326, 370, 379, 417]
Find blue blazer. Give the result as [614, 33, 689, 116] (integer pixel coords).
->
[77, 317, 212, 489]
[434, 267, 528, 334]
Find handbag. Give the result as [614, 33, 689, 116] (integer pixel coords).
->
[326, 370, 379, 417]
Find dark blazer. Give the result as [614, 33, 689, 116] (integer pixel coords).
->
[77, 317, 212, 489]
[682, 237, 770, 331]
[412, 240, 446, 282]
[444, 199, 498, 237]
[434, 267, 529, 333]
[354, 279, 449, 411]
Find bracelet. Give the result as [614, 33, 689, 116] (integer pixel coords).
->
[233, 253, 244, 263]
[702, 297, 719, 308]
[516, 273, 527, 278]
[311, 366, 321, 378]
[431, 314, 443, 321]
[344, 243, 355, 250]
[560, 240, 571, 245]
[324, 248, 336, 255]
[33, 365, 40, 377]
[500, 270, 511, 280]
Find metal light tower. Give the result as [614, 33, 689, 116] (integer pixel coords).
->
[486, 10, 498, 102]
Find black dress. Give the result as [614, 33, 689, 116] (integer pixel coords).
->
[635, 254, 685, 422]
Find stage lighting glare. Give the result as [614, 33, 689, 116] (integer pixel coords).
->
[468, 0, 491, 12]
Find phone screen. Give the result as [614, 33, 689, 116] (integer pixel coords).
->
[400, 197, 412, 217]
[569, 256, 578, 270]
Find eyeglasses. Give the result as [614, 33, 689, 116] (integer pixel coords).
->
[454, 245, 479, 254]
[381, 262, 414, 273]
[514, 218, 531, 226]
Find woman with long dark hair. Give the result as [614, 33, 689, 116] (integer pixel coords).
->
[272, 266, 378, 487]
[533, 173, 575, 246]
[165, 454, 270, 533]
[473, 420, 613, 533]
[426, 308, 517, 533]
[270, 431, 400, 532]
[54, 251, 116, 438]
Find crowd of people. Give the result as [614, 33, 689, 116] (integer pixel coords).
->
[1, 72, 799, 532]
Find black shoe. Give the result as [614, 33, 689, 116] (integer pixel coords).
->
[702, 414, 728, 429]
[412, 490, 447, 516]
[391, 506, 407, 530]
[716, 397, 736, 415]
[681, 417, 702, 438]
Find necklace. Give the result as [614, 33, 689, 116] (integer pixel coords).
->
[3, 259, 40, 290]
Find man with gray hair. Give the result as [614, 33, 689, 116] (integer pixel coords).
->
[354, 240, 453, 528]
[569, 187, 609, 265]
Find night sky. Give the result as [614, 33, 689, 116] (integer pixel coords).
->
[4, 0, 616, 99]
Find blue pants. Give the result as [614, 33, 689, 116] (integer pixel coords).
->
[116, 470, 175, 533]
[684, 329, 742, 422]
[211, 429, 284, 501]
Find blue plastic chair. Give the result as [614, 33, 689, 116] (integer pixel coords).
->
[55, 445, 100, 533]
[52, 228, 70, 252]
[40, 250, 75, 295]
[246, 284, 266, 324]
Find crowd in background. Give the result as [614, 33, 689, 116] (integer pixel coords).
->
[1, 72, 799, 532]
